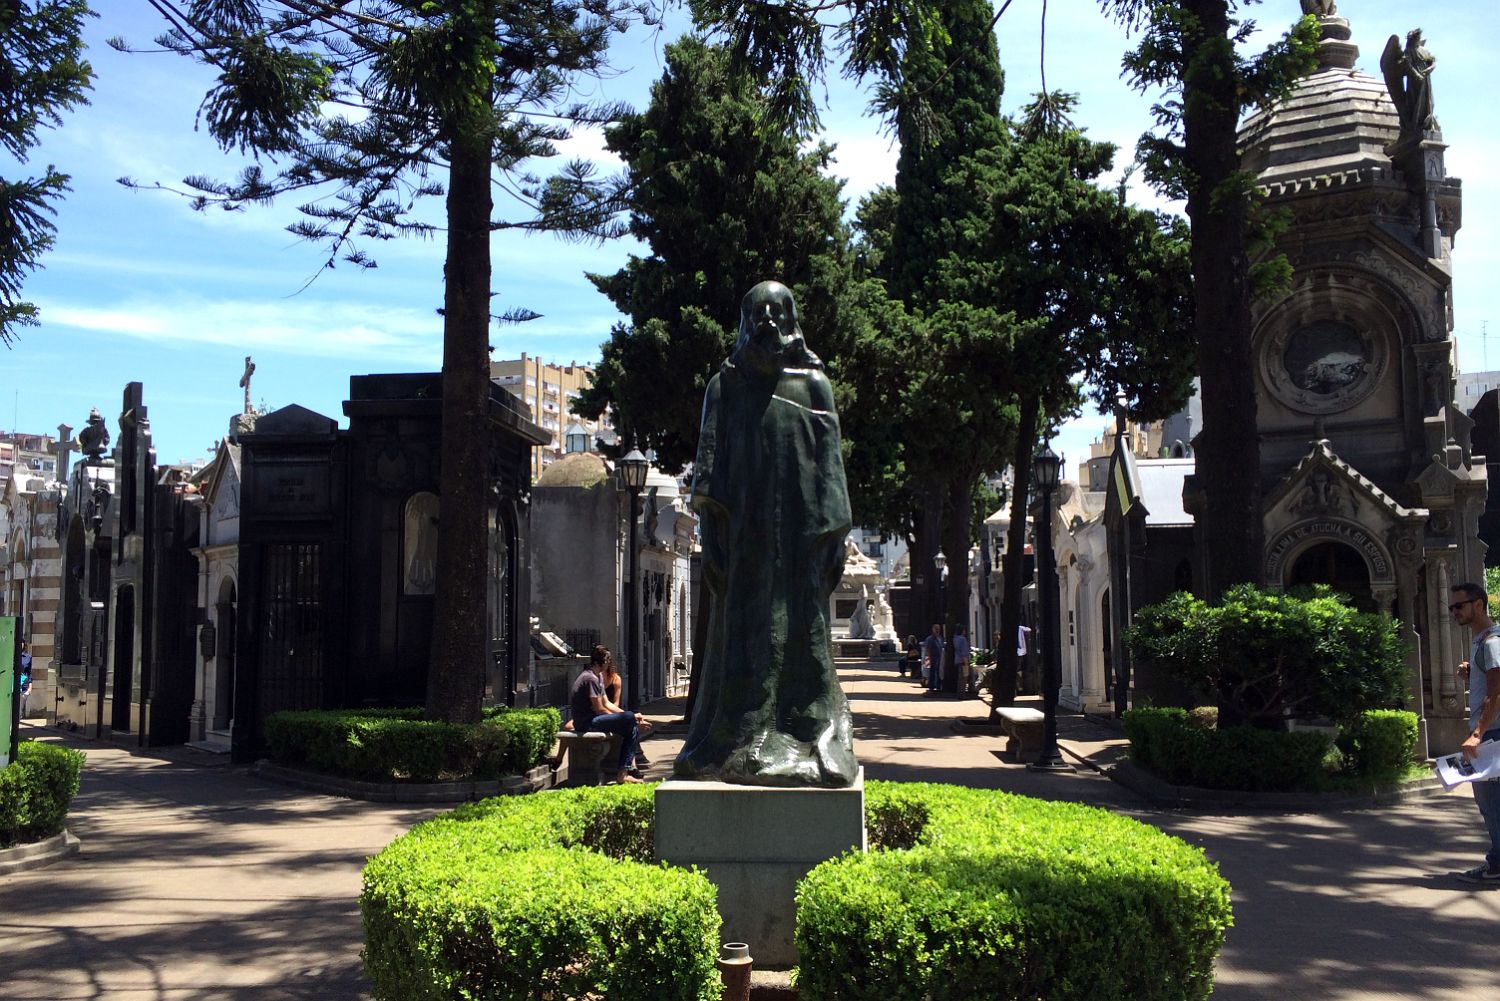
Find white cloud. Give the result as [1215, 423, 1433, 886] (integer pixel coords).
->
[35, 295, 443, 363]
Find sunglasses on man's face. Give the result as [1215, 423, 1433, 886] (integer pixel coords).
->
[1450, 599, 1482, 613]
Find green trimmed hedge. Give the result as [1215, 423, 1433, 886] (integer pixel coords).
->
[797, 783, 1230, 1001]
[362, 781, 1231, 1001]
[1344, 709, 1420, 783]
[1, 740, 86, 847]
[361, 784, 719, 1001]
[264, 706, 560, 782]
[1124, 707, 1422, 791]
[1123, 707, 1332, 790]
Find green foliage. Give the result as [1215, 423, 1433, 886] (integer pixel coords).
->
[1344, 709, 1420, 783]
[1099, 0, 1321, 597]
[135, 1, 640, 257]
[1122, 707, 1332, 791]
[0, 740, 86, 847]
[1127, 584, 1407, 726]
[1485, 567, 1500, 620]
[362, 781, 1229, 1001]
[134, 1, 650, 723]
[575, 36, 866, 472]
[798, 782, 1232, 1001]
[0, 0, 95, 344]
[361, 784, 720, 1001]
[262, 706, 560, 782]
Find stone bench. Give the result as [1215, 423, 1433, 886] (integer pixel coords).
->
[555, 730, 623, 786]
[995, 707, 1046, 763]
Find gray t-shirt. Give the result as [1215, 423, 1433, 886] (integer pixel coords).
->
[1469, 625, 1500, 730]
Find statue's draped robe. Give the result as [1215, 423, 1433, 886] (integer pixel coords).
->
[676, 357, 857, 786]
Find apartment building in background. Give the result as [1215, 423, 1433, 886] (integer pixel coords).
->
[490, 355, 610, 480]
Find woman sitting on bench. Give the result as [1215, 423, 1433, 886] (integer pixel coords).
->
[569, 645, 646, 783]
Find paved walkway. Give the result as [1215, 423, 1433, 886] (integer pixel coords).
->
[2, 661, 1495, 1000]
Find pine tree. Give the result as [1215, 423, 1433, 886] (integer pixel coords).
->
[0, 0, 94, 345]
[1101, 0, 1319, 596]
[136, 1, 645, 722]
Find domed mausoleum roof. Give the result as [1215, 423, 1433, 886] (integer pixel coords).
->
[1239, 12, 1401, 187]
[534, 451, 611, 489]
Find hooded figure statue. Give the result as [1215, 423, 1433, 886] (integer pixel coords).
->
[674, 280, 857, 787]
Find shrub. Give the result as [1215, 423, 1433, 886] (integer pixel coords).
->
[362, 782, 1232, 1001]
[263, 706, 560, 782]
[796, 783, 1232, 1001]
[361, 784, 719, 1001]
[1127, 584, 1406, 726]
[1345, 709, 1419, 782]
[0, 740, 86, 847]
[1122, 707, 1332, 791]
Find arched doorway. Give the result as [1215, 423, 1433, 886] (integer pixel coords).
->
[112, 585, 135, 732]
[1287, 541, 1375, 611]
[213, 578, 238, 732]
[1100, 588, 1113, 704]
[61, 516, 85, 665]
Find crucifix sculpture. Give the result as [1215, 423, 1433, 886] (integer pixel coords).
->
[239, 356, 255, 414]
[52, 423, 74, 483]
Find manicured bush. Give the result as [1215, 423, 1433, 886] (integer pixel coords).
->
[362, 782, 1231, 1001]
[0, 740, 86, 847]
[361, 784, 719, 1001]
[795, 783, 1231, 1001]
[1122, 707, 1332, 791]
[1127, 584, 1407, 726]
[1345, 709, 1419, 782]
[264, 706, 560, 782]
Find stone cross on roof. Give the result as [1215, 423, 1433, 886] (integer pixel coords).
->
[239, 356, 255, 415]
[51, 423, 74, 482]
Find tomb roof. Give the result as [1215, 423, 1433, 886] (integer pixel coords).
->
[534, 451, 611, 489]
[1239, 13, 1401, 188]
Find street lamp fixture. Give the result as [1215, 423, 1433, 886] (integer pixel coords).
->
[1029, 442, 1073, 771]
[617, 448, 649, 711]
[933, 549, 951, 693]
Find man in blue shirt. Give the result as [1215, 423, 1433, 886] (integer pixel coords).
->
[1449, 583, 1500, 882]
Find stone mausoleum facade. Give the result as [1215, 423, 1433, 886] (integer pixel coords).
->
[1217, 4, 1482, 753]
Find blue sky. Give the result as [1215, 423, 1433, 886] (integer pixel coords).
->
[4, 1, 1496, 482]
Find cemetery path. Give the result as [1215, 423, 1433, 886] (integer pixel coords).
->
[0, 728, 441, 1001]
[2, 661, 1494, 1000]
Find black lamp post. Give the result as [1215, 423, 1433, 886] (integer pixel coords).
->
[1029, 441, 1073, 771]
[934, 549, 951, 694]
[618, 448, 649, 711]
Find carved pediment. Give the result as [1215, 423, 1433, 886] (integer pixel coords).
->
[251, 404, 338, 437]
[1263, 439, 1427, 585]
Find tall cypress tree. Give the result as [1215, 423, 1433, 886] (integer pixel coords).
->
[575, 36, 862, 473]
[881, 0, 1018, 658]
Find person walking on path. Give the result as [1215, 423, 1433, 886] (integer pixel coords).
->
[922, 623, 944, 695]
[1450, 581, 1500, 881]
[952, 626, 971, 696]
[18, 640, 32, 718]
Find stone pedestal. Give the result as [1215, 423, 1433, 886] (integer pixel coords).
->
[655, 770, 866, 969]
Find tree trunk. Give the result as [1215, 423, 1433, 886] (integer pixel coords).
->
[994, 394, 1039, 710]
[911, 483, 944, 638]
[1184, 0, 1263, 599]
[426, 109, 494, 723]
[942, 473, 974, 695]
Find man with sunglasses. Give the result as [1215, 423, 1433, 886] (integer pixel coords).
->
[1449, 582, 1500, 882]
